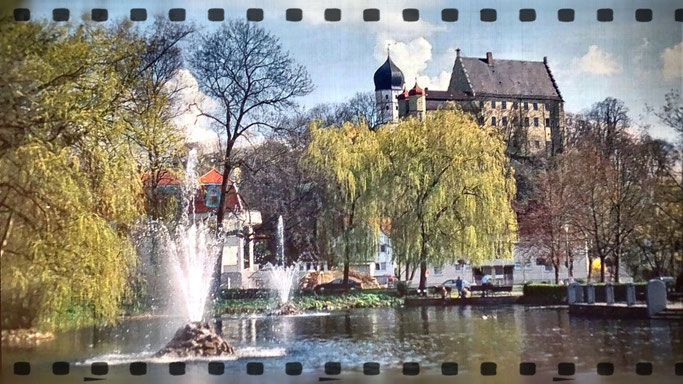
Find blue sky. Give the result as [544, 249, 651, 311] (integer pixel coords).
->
[25, 0, 683, 142]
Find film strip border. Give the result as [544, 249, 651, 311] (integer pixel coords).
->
[10, 361, 683, 376]
[8, 7, 683, 23]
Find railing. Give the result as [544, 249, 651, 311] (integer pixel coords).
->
[567, 280, 667, 316]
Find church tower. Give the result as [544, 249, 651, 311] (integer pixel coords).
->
[373, 52, 405, 124]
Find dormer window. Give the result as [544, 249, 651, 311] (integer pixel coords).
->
[491, 100, 496, 108]
[533, 102, 538, 110]
[206, 186, 220, 208]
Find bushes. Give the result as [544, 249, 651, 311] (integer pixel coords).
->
[522, 283, 567, 303]
[396, 281, 409, 297]
[215, 291, 402, 314]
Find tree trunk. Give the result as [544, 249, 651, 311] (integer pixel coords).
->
[343, 259, 350, 288]
[418, 256, 428, 290]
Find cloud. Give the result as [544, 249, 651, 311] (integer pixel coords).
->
[169, 69, 221, 152]
[373, 37, 452, 91]
[661, 42, 683, 81]
[570, 45, 621, 76]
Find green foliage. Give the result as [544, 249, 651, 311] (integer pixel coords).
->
[215, 291, 401, 314]
[522, 283, 567, 302]
[379, 108, 517, 286]
[0, 21, 147, 329]
[303, 121, 386, 274]
[396, 281, 410, 297]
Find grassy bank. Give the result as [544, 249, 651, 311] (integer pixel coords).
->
[214, 291, 403, 315]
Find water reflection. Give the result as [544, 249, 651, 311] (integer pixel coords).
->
[2, 306, 682, 371]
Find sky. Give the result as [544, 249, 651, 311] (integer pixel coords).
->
[24, 0, 683, 144]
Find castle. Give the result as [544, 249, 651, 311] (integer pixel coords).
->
[374, 49, 566, 156]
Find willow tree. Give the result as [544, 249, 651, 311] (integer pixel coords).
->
[303, 121, 386, 287]
[0, 21, 146, 329]
[379, 107, 517, 289]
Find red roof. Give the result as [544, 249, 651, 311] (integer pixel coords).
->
[199, 168, 223, 184]
[408, 82, 424, 96]
[142, 169, 181, 186]
[397, 88, 409, 100]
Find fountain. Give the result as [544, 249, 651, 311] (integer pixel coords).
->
[153, 149, 235, 358]
[264, 215, 300, 315]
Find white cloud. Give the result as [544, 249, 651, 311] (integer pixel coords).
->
[570, 45, 621, 76]
[169, 69, 221, 152]
[661, 42, 683, 81]
[373, 37, 452, 91]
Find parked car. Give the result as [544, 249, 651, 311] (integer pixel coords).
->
[659, 276, 675, 293]
[314, 278, 362, 292]
[429, 279, 472, 293]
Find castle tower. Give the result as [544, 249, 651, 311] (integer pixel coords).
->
[407, 81, 426, 120]
[373, 53, 405, 124]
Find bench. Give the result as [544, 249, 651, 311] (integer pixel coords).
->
[468, 285, 513, 297]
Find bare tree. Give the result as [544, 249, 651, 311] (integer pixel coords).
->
[189, 20, 313, 296]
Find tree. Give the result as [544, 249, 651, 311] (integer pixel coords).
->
[380, 107, 517, 290]
[0, 21, 147, 328]
[516, 158, 574, 284]
[121, 18, 193, 219]
[189, 20, 313, 296]
[303, 121, 385, 287]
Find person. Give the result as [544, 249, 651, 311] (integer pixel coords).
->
[481, 275, 492, 297]
[440, 285, 448, 304]
[455, 277, 464, 298]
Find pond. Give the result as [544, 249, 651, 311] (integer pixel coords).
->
[2, 306, 682, 383]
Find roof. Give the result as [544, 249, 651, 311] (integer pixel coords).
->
[373, 55, 405, 91]
[424, 89, 471, 111]
[199, 168, 223, 184]
[141, 169, 181, 186]
[455, 55, 562, 101]
[408, 82, 424, 96]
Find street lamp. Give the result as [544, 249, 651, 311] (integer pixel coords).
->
[563, 224, 572, 279]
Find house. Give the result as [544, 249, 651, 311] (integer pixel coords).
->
[145, 167, 262, 288]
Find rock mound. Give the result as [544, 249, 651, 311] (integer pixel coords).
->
[155, 322, 235, 358]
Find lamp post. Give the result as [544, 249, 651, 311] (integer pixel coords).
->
[564, 224, 572, 279]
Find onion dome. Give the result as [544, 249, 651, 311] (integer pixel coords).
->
[397, 88, 409, 100]
[408, 81, 424, 96]
[373, 55, 405, 91]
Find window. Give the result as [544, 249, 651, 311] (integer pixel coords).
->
[524, 102, 528, 110]
[534, 140, 541, 148]
[524, 117, 530, 126]
[380, 262, 387, 270]
[385, 95, 389, 100]
[536, 258, 545, 266]
[491, 100, 496, 108]
[502, 117, 507, 126]
[206, 186, 220, 207]
[545, 118, 550, 127]
[513, 101, 518, 109]
[491, 117, 496, 126]
[455, 264, 462, 271]
[434, 267, 443, 275]
[385, 105, 389, 110]
[299, 264, 306, 271]
[544, 264, 553, 272]
[514, 262, 522, 271]
[545, 103, 550, 110]
[524, 262, 532, 270]
[501, 101, 507, 109]
[380, 244, 388, 253]
[534, 117, 539, 127]
[533, 102, 538, 110]
[375, 263, 381, 270]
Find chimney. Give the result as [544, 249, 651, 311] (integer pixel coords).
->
[486, 52, 493, 66]
[456, 48, 461, 58]
[543, 56, 548, 64]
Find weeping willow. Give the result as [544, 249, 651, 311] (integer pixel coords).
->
[1, 21, 145, 329]
[378, 107, 517, 289]
[303, 120, 387, 285]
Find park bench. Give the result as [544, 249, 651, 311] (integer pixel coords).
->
[468, 285, 513, 297]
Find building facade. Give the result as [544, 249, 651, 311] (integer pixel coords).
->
[375, 49, 566, 156]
